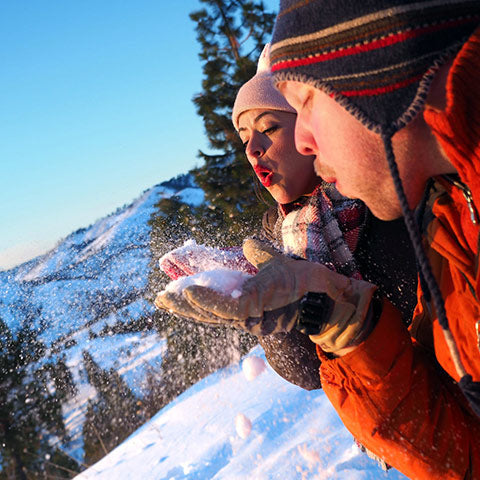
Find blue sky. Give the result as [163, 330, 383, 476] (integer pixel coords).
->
[0, 0, 277, 270]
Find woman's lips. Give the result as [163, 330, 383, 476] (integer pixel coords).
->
[253, 165, 274, 188]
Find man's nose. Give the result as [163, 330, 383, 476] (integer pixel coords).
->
[294, 117, 317, 157]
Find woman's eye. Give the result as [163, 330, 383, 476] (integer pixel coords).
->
[263, 125, 278, 135]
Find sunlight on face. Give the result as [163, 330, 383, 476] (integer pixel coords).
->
[278, 81, 404, 220]
[238, 109, 319, 204]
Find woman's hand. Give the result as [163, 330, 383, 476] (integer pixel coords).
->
[155, 238, 378, 354]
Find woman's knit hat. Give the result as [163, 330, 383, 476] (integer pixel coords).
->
[271, 0, 480, 417]
[232, 43, 296, 131]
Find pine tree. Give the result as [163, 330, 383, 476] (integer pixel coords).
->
[82, 351, 143, 465]
[46, 354, 78, 401]
[0, 315, 79, 478]
[190, 0, 276, 241]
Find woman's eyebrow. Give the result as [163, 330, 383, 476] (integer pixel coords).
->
[238, 111, 277, 133]
[254, 111, 276, 124]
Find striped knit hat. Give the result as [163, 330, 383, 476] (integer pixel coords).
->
[270, 0, 480, 134]
[271, 0, 480, 417]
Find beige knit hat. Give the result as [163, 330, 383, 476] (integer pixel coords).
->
[231, 43, 296, 131]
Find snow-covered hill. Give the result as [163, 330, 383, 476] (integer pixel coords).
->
[0, 174, 204, 461]
[75, 346, 408, 480]
[0, 175, 203, 342]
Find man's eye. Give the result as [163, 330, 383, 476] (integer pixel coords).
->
[242, 139, 249, 148]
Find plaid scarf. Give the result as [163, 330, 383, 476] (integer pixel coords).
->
[278, 183, 366, 279]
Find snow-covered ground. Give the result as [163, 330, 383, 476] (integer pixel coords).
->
[75, 346, 408, 480]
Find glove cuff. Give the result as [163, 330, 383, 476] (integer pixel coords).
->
[297, 292, 335, 336]
[308, 282, 379, 353]
[347, 290, 383, 346]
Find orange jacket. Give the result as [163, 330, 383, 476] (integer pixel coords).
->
[318, 29, 480, 479]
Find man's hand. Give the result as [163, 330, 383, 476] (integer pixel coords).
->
[155, 239, 377, 353]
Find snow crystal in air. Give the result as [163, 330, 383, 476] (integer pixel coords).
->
[298, 443, 321, 464]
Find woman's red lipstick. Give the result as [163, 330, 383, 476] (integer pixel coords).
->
[253, 165, 274, 187]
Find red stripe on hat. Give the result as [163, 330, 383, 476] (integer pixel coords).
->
[271, 16, 478, 72]
[340, 73, 424, 96]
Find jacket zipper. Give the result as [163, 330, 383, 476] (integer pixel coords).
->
[462, 187, 478, 225]
[477, 320, 480, 352]
[444, 175, 479, 225]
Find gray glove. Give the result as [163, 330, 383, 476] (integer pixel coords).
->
[155, 239, 377, 353]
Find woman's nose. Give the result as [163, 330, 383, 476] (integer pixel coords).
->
[245, 133, 265, 160]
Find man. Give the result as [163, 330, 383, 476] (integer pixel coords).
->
[276, 1, 480, 477]
[156, 1, 480, 478]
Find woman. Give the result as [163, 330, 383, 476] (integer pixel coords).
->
[231, 44, 417, 392]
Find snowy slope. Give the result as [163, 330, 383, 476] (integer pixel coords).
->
[75, 346, 408, 480]
[0, 177, 203, 343]
[0, 175, 204, 461]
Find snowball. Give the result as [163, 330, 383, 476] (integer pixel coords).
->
[164, 269, 250, 297]
[235, 413, 252, 439]
[242, 356, 266, 381]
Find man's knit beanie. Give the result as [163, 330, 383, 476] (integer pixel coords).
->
[270, 0, 480, 417]
[232, 43, 296, 131]
[270, 0, 480, 134]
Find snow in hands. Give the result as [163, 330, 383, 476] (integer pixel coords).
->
[159, 239, 256, 299]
